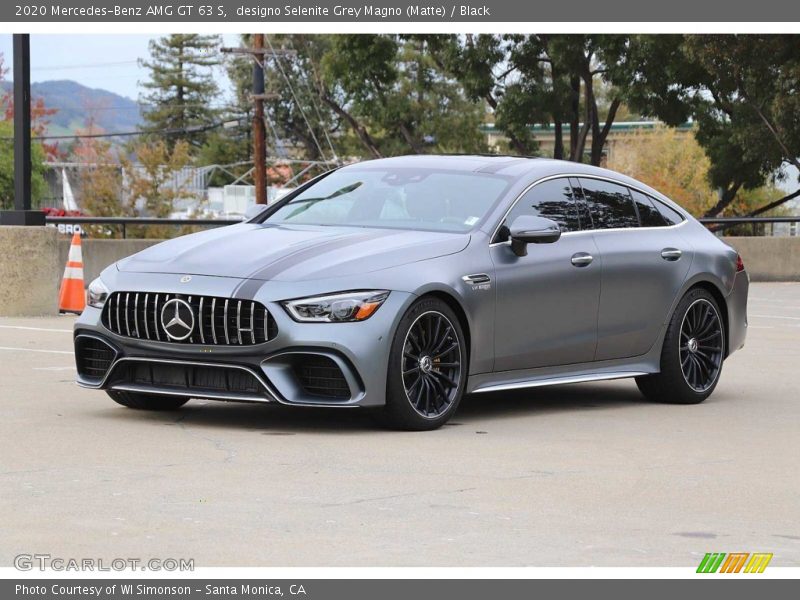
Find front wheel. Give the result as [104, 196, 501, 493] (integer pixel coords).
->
[106, 390, 189, 411]
[378, 297, 468, 430]
[636, 288, 725, 404]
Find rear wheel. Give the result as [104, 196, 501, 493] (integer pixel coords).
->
[106, 390, 189, 411]
[378, 297, 467, 430]
[636, 288, 725, 404]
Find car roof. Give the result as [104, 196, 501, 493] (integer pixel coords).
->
[343, 154, 626, 181]
[340, 154, 682, 210]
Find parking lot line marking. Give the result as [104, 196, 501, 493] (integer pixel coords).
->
[0, 325, 72, 333]
[0, 346, 73, 355]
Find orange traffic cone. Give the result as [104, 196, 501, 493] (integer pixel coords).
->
[58, 232, 86, 314]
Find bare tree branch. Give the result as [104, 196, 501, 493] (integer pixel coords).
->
[703, 181, 743, 218]
[745, 188, 800, 217]
[747, 100, 800, 172]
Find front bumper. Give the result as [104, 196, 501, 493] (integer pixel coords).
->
[74, 273, 414, 408]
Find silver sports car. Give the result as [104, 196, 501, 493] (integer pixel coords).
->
[74, 155, 749, 430]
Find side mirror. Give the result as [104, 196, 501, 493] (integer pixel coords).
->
[244, 204, 269, 221]
[508, 215, 561, 257]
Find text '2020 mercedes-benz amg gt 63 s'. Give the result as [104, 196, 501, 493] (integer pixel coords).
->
[74, 155, 749, 430]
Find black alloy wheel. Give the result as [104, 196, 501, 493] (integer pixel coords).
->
[636, 288, 725, 405]
[679, 298, 724, 392]
[380, 297, 468, 430]
[401, 310, 463, 418]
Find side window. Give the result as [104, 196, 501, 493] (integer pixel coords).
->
[652, 198, 685, 225]
[578, 178, 639, 229]
[630, 189, 667, 227]
[499, 178, 580, 240]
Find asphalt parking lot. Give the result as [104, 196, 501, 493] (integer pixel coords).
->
[1, 282, 798, 567]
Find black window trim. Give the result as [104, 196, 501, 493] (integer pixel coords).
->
[489, 173, 688, 245]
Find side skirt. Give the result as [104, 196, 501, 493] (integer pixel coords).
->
[467, 356, 659, 395]
[471, 371, 648, 394]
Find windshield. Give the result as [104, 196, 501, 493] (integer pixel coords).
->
[264, 168, 512, 233]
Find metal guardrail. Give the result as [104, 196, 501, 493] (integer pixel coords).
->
[46, 216, 242, 238]
[699, 216, 800, 234]
[44, 215, 800, 237]
[698, 216, 800, 225]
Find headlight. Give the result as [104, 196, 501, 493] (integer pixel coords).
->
[282, 290, 390, 323]
[86, 278, 110, 309]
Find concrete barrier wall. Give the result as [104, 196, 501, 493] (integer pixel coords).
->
[3, 233, 798, 317]
[720, 237, 800, 282]
[0, 226, 61, 316]
[58, 239, 162, 287]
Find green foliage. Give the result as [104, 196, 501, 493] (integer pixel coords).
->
[262, 34, 340, 161]
[139, 34, 222, 150]
[625, 34, 800, 216]
[422, 34, 637, 163]
[195, 130, 252, 187]
[0, 121, 47, 210]
[319, 35, 487, 157]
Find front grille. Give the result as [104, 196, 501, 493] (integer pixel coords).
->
[75, 335, 116, 381]
[101, 292, 278, 345]
[109, 361, 267, 398]
[294, 355, 351, 399]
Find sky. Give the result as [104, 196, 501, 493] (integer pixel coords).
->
[0, 34, 240, 101]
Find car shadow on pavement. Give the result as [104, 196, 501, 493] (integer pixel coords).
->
[457, 382, 647, 420]
[94, 381, 653, 434]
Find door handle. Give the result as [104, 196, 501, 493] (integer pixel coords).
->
[661, 248, 682, 261]
[571, 252, 593, 267]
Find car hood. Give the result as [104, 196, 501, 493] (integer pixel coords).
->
[117, 223, 470, 282]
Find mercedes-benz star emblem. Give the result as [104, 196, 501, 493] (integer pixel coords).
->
[160, 298, 195, 341]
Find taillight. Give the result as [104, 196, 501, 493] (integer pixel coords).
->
[735, 254, 745, 272]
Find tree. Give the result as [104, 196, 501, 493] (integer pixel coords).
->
[71, 124, 123, 219]
[262, 34, 341, 161]
[0, 120, 47, 210]
[120, 139, 192, 238]
[139, 34, 222, 149]
[423, 34, 636, 164]
[608, 126, 714, 215]
[317, 35, 487, 158]
[1, 52, 60, 160]
[625, 34, 800, 217]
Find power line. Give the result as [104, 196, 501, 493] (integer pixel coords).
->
[296, 49, 339, 164]
[264, 36, 328, 163]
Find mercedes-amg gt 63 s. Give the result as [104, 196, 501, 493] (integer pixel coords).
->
[74, 155, 749, 430]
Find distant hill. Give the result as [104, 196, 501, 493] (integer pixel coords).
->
[1, 79, 142, 136]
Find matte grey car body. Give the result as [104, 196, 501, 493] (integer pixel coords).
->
[74, 155, 749, 429]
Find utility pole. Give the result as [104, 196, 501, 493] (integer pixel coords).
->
[252, 34, 267, 205]
[0, 34, 44, 226]
[221, 39, 295, 206]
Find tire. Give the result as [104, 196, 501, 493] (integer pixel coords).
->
[377, 297, 468, 431]
[636, 287, 725, 404]
[106, 390, 189, 411]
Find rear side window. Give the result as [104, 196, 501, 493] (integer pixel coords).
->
[501, 178, 581, 238]
[630, 189, 667, 227]
[652, 199, 685, 225]
[578, 178, 639, 229]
